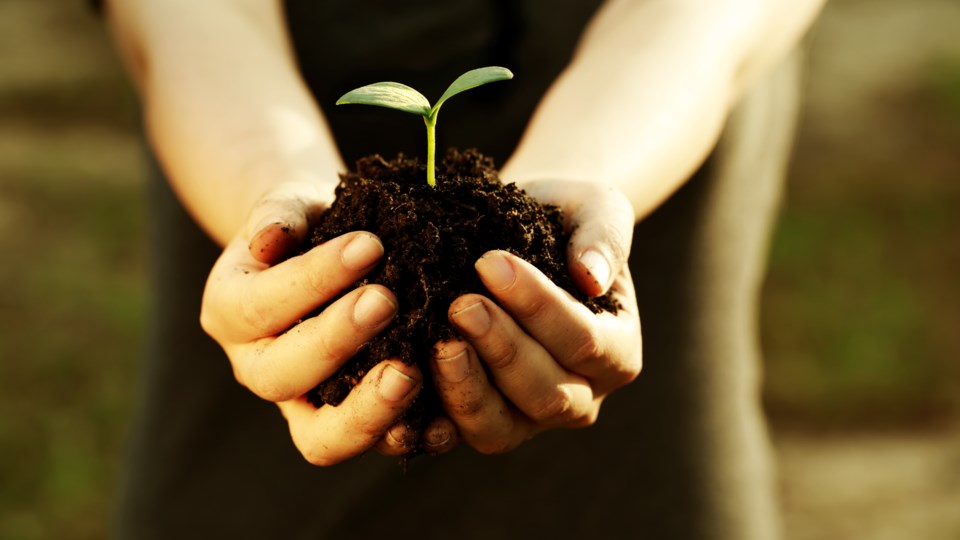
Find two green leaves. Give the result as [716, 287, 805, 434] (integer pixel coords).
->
[336, 66, 513, 187]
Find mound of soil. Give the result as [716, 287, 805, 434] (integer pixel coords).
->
[305, 148, 616, 450]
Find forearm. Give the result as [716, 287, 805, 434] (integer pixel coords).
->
[502, 0, 825, 221]
[106, 0, 344, 245]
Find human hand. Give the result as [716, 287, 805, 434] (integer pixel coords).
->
[431, 181, 641, 454]
[200, 183, 456, 465]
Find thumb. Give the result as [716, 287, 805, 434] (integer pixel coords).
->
[246, 182, 332, 264]
[566, 185, 634, 297]
[522, 180, 634, 297]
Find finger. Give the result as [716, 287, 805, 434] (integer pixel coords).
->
[523, 181, 634, 296]
[230, 285, 397, 402]
[204, 231, 384, 341]
[565, 188, 633, 296]
[421, 416, 458, 455]
[447, 300, 597, 429]
[474, 250, 641, 393]
[279, 360, 420, 467]
[432, 340, 534, 454]
[246, 182, 332, 264]
[374, 416, 459, 456]
[249, 222, 304, 266]
[375, 422, 418, 457]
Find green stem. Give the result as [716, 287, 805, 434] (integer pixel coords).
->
[425, 113, 437, 188]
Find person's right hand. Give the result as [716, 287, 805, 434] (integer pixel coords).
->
[199, 183, 456, 465]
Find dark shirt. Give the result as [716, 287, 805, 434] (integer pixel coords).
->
[115, 2, 792, 538]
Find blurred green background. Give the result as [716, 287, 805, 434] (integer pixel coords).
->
[0, 1, 957, 539]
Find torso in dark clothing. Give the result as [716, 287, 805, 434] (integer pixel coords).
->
[116, 2, 793, 538]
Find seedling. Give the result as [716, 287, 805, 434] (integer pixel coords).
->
[336, 66, 513, 188]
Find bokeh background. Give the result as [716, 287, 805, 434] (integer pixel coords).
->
[1, 0, 957, 538]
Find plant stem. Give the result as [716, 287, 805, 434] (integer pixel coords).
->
[425, 114, 437, 188]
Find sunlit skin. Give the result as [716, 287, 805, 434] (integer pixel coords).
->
[106, 0, 825, 464]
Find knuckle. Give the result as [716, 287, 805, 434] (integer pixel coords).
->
[512, 295, 550, 324]
[243, 347, 294, 403]
[298, 443, 337, 467]
[348, 405, 394, 441]
[290, 423, 347, 468]
[473, 439, 518, 456]
[484, 341, 520, 371]
[449, 392, 486, 419]
[239, 289, 272, 335]
[607, 345, 644, 389]
[198, 305, 217, 336]
[529, 387, 577, 424]
[566, 328, 605, 371]
[571, 407, 600, 429]
[357, 419, 389, 440]
[200, 283, 236, 340]
[619, 351, 643, 385]
[609, 369, 637, 390]
[229, 361, 249, 389]
[301, 256, 333, 297]
[251, 380, 290, 403]
[308, 325, 348, 367]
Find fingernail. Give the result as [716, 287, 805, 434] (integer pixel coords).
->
[386, 425, 415, 448]
[353, 289, 396, 328]
[379, 366, 416, 402]
[341, 233, 384, 270]
[435, 349, 470, 383]
[252, 215, 285, 237]
[451, 301, 490, 338]
[249, 219, 285, 248]
[475, 251, 516, 291]
[385, 429, 404, 447]
[249, 227, 271, 252]
[579, 249, 611, 291]
[425, 428, 451, 449]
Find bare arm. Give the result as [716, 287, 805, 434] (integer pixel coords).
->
[103, 0, 825, 461]
[106, 0, 344, 246]
[430, 0, 826, 450]
[106, 0, 451, 463]
[502, 0, 826, 221]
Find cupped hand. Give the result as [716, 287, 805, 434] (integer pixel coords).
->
[200, 183, 456, 465]
[432, 180, 642, 454]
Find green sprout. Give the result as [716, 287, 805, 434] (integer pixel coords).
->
[336, 66, 514, 188]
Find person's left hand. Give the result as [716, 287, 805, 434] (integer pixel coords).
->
[425, 180, 642, 454]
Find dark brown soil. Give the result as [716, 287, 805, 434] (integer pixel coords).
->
[305, 149, 616, 450]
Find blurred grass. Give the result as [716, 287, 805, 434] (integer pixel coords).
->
[761, 3, 960, 427]
[0, 1, 144, 539]
[0, 129, 144, 539]
[0, 0, 957, 539]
